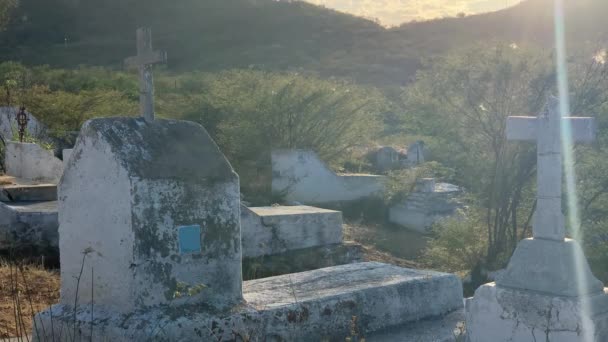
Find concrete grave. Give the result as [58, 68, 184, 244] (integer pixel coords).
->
[241, 205, 343, 258]
[5, 141, 63, 183]
[389, 178, 464, 233]
[241, 205, 364, 279]
[405, 140, 426, 166]
[373, 146, 404, 172]
[272, 149, 385, 204]
[466, 97, 608, 341]
[57, 117, 243, 313]
[35, 262, 464, 341]
[0, 175, 58, 256]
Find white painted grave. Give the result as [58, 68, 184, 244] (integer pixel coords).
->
[466, 97, 608, 341]
[57, 117, 243, 313]
[5, 141, 63, 183]
[241, 205, 343, 258]
[272, 149, 385, 203]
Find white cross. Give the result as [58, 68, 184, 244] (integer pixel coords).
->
[506, 96, 595, 241]
[124, 27, 167, 121]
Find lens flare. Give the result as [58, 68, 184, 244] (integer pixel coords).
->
[554, 0, 594, 340]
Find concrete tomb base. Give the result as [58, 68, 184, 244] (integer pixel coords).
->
[242, 241, 364, 280]
[34, 262, 463, 341]
[466, 283, 608, 342]
[241, 205, 343, 258]
[496, 238, 604, 297]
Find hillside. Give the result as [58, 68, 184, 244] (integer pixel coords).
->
[0, 0, 606, 87]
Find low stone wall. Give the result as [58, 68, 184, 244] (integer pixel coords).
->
[5, 142, 63, 183]
[272, 149, 385, 204]
[389, 181, 464, 233]
[241, 205, 343, 258]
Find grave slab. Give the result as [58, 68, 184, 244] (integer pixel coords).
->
[241, 205, 343, 258]
[33, 262, 464, 341]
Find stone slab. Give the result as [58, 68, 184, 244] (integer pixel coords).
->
[33, 262, 464, 341]
[496, 238, 604, 297]
[241, 205, 343, 258]
[466, 283, 608, 342]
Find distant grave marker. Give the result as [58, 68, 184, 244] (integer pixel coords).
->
[124, 27, 167, 121]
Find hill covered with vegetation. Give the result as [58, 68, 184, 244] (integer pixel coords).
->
[1, 0, 607, 87]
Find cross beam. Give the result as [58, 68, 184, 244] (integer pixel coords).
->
[124, 28, 167, 122]
[506, 96, 595, 241]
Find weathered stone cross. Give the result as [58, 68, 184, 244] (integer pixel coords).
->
[507, 96, 595, 241]
[124, 27, 167, 121]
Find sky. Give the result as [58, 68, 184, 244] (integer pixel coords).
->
[304, 0, 521, 26]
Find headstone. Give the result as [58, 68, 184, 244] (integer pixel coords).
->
[466, 97, 608, 341]
[406, 141, 425, 166]
[58, 117, 242, 313]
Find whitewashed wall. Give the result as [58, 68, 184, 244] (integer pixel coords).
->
[271, 150, 385, 204]
[5, 142, 63, 183]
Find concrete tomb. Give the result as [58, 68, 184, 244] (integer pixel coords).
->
[241, 205, 343, 258]
[5, 141, 63, 183]
[34, 117, 464, 341]
[0, 175, 58, 255]
[272, 149, 385, 204]
[240, 205, 364, 279]
[389, 178, 464, 233]
[405, 140, 425, 166]
[466, 97, 608, 341]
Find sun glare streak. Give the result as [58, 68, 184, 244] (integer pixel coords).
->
[554, 0, 594, 340]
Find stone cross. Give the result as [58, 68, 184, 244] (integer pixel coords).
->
[124, 27, 167, 121]
[506, 96, 595, 241]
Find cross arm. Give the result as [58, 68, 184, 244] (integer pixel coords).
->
[506, 115, 596, 143]
[124, 50, 167, 70]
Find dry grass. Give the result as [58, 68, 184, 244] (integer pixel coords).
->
[0, 260, 60, 339]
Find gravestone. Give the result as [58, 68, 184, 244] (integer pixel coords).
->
[406, 140, 425, 166]
[375, 146, 401, 171]
[58, 117, 242, 313]
[466, 97, 608, 341]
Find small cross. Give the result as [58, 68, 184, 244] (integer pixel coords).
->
[124, 27, 167, 122]
[506, 96, 595, 241]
